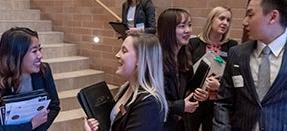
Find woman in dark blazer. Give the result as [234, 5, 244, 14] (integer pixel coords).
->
[157, 8, 208, 131]
[84, 33, 168, 131]
[122, 0, 156, 34]
[186, 6, 238, 131]
[0, 27, 60, 131]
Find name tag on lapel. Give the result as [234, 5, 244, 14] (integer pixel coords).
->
[136, 23, 145, 29]
[232, 75, 244, 88]
[220, 51, 228, 57]
[233, 64, 239, 68]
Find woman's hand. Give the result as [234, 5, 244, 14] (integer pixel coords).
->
[84, 118, 100, 131]
[193, 88, 209, 102]
[31, 109, 49, 129]
[184, 93, 199, 113]
[126, 28, 144, 34]
[206, 76, 220, 100]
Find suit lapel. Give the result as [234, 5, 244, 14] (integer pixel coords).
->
[134, 2, 141, 26]
[239, 41, 261, 105]
[262, 41, 287, 102]
[122, 3, 128, 24]
[112, 84, 131, 126]
[112, 104, 128, 125]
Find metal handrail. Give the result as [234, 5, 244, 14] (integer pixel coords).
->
[93, 0, 122, 22]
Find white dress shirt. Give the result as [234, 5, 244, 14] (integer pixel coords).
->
[250, 28, 287, 90]
[250, 28, 287, 131]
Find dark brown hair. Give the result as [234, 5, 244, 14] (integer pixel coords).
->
[0, 27, 44, 94]
[260, 0, 287, 27]
[157, 8, 193, 74]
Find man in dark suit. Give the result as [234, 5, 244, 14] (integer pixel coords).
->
[213, 0, 287, 131]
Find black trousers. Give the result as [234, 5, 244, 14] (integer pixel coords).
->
[184, 101, 214, 131]
[163, 115, 185, 131]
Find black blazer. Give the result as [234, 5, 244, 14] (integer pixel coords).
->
[122, 0, 156, 34]
[163, 47, 194, 131]
[111, 86, 164, 131]
[213, 41, 287, 131]
[0, 63, 60, 131]
[189, 37, 238, 63]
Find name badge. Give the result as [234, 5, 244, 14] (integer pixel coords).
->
[232, 75, 244, 88]
[136, 23, 145, 29]
[220, 51, 228, 57]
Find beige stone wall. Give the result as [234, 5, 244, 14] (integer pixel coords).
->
[31, 0, 248, 86]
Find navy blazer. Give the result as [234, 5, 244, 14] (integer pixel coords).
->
[122, 0, 156, 34]
[111, 86, 165, 131]
[0, 63, 60, 131]
[213, 41, 287, 131]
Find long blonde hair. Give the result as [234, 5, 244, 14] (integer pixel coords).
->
[200, 6, 232, 43]
[115, 33, 168, 120]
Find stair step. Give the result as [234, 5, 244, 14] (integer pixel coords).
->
[0, 32, 63, 44]
[0, 1, 112, 131]
[42, 43, 78, 59]
[48, 109, 85, 131]
[58, 89, 82, 111]
[0, 0, 30, 10]
[43, 56, 90, 73]
[0, 9, 40, 20]
[50, 83, 119, 131]
[53, 69, 105, 92]
[0, 20, 52, 33]
[58, 84, 119, 111]
[38, 31, 64, 44]
[54, 108, 85, 123]
[58, 84, 118, 99]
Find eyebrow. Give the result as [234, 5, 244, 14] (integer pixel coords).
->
[121, 46, 127, 50]
[179, 20, 191, 25]
[246, 9, 253, 14]
[30, 44, 41, 49]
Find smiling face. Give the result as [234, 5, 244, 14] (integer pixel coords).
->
[176, 14, 192, 46]
[115, 36, 138, 80]
[211, 11, 231, 35]
[21, 36, 43, 74]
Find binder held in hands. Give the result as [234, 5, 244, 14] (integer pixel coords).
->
[193, 51, 226, 77]
[0, 89, 50, 125]
[77, 81, 115, 131]
[1, 89, 48, 105]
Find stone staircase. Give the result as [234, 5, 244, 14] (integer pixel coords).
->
[0, 0, 118, 131]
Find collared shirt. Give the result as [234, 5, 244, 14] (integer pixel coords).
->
[127, 6, 136, 28]
[250, 28, 287, 131]
[110, 82, 133, 130]
[250, 28, 287, 89]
